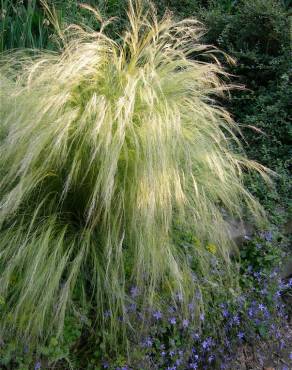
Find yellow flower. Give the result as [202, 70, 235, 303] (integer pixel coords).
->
[206, 243, 217, 255]
[193, 237, 201, 248]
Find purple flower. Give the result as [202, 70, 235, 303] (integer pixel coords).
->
[202, 340, 208, 349]
[222, 309, 229, 318]
[200, 313, 205, 321]
[189, 363, 198, 369]
[255, 318, 262, 326]
[258, 303, 266, 311]
[208, 355, 215, 363]
[153, 310, 162, 320]
[289, 352, 292, 360]
[137, 312, 143, 319]
[191, 332, 200, 340]
[202, 339, 210, 350]
[261, 230, 273, 242]
[169, 350, 175, 357]
[176, 358, 182, 366]
[237, 331, 244, 340]
[169, 317, 176, 325]
[127, 303, 137, 312]
[195, 290, 202, 299]
[182, 319, 189, 328]
[130, 286, 139, 298]
[34, 363, 41, 370]
[188, 302, 195, 311]
[270, 271, 278, 278]
[257, 353, 264, 366]
[279, 281, 287, 290]
[161, 351, 166, 357]
[280, 339, 285, 350]
[144, 337, 153, 347]
[233, 315, 240, 325]
[102, 362, 109, 368]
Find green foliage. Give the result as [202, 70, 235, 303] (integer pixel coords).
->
[240, 231, 283, 274]
[0, 312, 83, 369]
[199, 0, 291, 219]
[0, 0, 121, 52]
[0, 0, 51, 51]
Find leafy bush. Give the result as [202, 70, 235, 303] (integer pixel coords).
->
[0, 0, 269, 351]
[199, 0, 291, 218]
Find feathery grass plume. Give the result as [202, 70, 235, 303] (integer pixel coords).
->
[0, 0, 269, 347]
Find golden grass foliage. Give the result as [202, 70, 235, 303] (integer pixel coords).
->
[0, 1, 268, 343]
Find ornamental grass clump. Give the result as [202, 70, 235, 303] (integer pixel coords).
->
[0, 1, 268, 345]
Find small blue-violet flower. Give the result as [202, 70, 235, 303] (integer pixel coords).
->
[169, 317, 176, 325]
[130, 286, 139, 298]
[153, 310, 162, 320]
[237, 331, 244, 340]
[182, 319, 189, 328]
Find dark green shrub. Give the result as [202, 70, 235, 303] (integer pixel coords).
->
[0, 0, 52, 51]
[199, 0, 291, 218]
